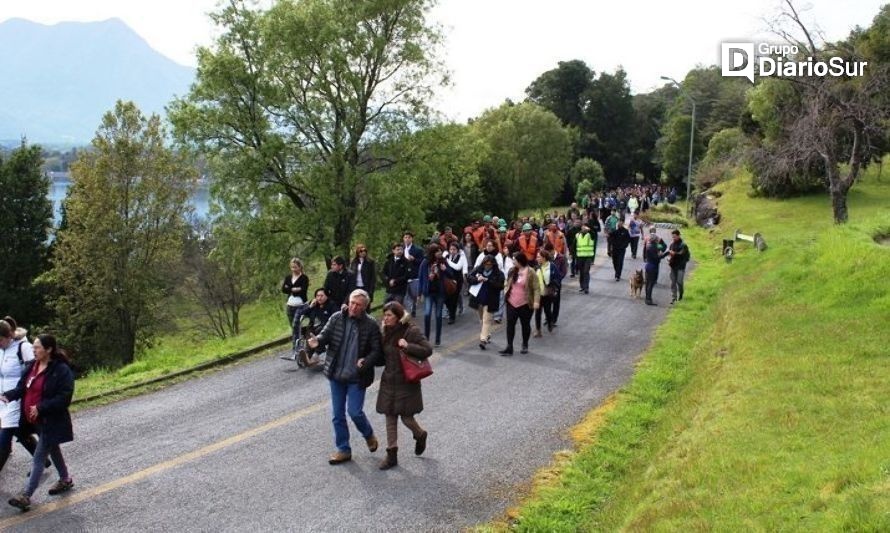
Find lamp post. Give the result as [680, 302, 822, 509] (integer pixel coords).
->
[660, 76, 696, 218]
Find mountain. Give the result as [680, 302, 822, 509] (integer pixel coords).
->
[0, 17, 195, 146]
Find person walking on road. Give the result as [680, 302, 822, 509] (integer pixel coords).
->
[628, 212, 643, 259]
[575, 224, 596, 294]
[500, 253, 540, 356]
[643, 230, 665, 306]
[610, 220, 631, 281]
[307, 290, 382, 465]
[419, 244, 451, 346]
[382, 243, 409, 304]
[376, 302, 433, 470]
[282, 258, 309, 329]
[665, 229, 691, 304]
[402, 232, 425, 317]
[348, 244, 376, 305]
[0, 319, 47, 478]
[3, 334, 76, 512]
[467, 255, 505, 350]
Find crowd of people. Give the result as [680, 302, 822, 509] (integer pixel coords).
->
[0, 187, 690, 513]
[282, 195, 691, 468]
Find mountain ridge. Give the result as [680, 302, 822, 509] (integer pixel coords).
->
[0, 17, 195, 146]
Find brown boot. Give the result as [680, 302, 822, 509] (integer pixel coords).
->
[379, 447, 398, 470]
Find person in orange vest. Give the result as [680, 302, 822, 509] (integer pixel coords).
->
[473, 215, 496, 249]
[543, 223, 566, 256]
[517, 223, 539, 266]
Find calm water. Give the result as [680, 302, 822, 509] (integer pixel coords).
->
[49, 178, 211, 224]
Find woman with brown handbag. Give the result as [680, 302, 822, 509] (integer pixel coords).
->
[375, 301, 433, 470]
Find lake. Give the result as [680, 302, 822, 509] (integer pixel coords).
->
[48, 174, 211, 224]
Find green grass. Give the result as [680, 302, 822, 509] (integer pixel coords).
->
[74, 296, 290, 401]
[496, 165, 890, 531]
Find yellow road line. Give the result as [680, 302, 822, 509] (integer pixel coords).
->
[0, 327, 484, 529]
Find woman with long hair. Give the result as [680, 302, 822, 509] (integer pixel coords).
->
[349, 244, 376, 304]
[281, 257, 309, 329]
[418, 244, 451, 346]
[375, 301, 433, 469]
[500, 252, 540, 356]
[534, 249, 562, 336]
[467, 255, 505, 350]
[444, 241, 468, 324]
[3, 334, 75, 511]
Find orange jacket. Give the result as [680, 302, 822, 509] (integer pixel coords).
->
[544, 230, 566, 254]
[518, 233, 539, 262]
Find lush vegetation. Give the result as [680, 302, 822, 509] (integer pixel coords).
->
[488, 164, 889, 531]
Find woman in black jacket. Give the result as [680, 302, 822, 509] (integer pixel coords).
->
[467, 254, 505, 350]
[3, 334, 75, 511]
[282, 257, 310, 328]
[349, 244, 377, 304]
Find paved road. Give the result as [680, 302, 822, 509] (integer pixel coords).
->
[0, 234, 676, 532]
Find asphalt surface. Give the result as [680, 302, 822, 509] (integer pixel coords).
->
[0, 232, 677, 532]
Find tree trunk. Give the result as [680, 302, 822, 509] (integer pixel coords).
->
[830, 185, 849, 224]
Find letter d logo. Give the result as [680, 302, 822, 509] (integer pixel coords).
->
[722, 42, 755, 83]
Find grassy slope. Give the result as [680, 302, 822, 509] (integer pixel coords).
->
[502, 168, 890, 531]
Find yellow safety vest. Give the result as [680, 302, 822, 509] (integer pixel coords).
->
[576, 233, 595, 258]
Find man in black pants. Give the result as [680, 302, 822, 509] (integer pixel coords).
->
[610, 220, 631, 281]
[643, 230, 664, 305]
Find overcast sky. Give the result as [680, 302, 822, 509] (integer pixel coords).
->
[2, 0, 885, 121]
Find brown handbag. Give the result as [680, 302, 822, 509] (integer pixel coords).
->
[400, 349, 433, 383]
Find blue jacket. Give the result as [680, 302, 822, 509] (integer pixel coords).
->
[419, 259, 453, 297]
[4, 359, 74, 446]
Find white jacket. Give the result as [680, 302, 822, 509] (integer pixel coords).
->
[0, 339, 35, 428]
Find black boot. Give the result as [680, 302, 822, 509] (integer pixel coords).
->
[0, 448, 10, 473]
[379, 447, 398, 470]
[414, 431, 428, 456]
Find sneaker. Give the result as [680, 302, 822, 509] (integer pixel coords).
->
[48, 479, 74, 495]
[8, 494, 29, 511]
[533, 330, 542, 338]
[328, 451, 352, 465]
[366, 435, 379, 452]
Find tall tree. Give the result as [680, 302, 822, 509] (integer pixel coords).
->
[0, 142, 53, 326]
[581, 68, 637, 182]
[750, 0, 890, 221]
[50, 101, 195, 368]
[169, 0, 446, 260]
[526, 59, 594, 130]
[473, 102, 573, 220]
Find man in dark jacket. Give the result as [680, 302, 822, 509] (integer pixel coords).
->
[643, 229, 665, 306]
[665, 229, 691, 304]
[566, 219, 582, 278]
[610, 220, 632, 281]
[308, 289, 382, 465]
[323, 257, 350, 308]
[402, 232, 425, 317]
[382, 243, 409, 304]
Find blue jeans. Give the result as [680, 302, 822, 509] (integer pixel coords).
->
[406, 279, 420, 315]
[26, 435, 70, 497]
[423, 293, 445, 344]
[329, 379, 374, 453]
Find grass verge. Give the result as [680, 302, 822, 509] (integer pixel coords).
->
[489, 167, 890, 531]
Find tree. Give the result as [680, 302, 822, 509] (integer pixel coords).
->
[750, 0, 890, 222]
[570, 158, 605, 193]
[0, 142, 53, 327]
[581, 68, 636, 182]
[49, 101, 196, 368]
[170, 0, 446, 260]
[473, 102, 573, 219]
[526, 60, 593, 130]
[182, 216, 263, 339]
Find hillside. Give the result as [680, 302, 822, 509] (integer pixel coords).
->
[0, 17, 194, 146]
[498, 167, 890, 531]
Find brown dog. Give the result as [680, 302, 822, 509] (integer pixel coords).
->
[629, 269, 644, 299]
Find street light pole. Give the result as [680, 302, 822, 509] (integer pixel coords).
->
[660, 76, 696, 218]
